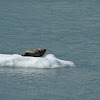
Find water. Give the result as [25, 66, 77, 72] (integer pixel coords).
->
[0, 0, 100, 100]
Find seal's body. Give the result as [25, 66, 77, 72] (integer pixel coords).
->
[22, 48, 46, 57]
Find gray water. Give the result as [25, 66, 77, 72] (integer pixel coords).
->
[0, 0, 100, 100]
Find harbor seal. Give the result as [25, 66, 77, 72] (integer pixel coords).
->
[22, 48, 46, 57]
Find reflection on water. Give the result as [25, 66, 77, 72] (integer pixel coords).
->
[0, 67, 54, 75]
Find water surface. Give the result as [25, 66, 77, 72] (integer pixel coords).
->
[0, 0, 100, 100]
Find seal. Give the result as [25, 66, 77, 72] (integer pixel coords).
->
[22, 48, 46, 57]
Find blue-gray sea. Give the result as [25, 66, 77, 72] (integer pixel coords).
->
[0, 0, 100, 100]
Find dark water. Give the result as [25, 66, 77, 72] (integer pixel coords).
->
[0, 0, 100, 100]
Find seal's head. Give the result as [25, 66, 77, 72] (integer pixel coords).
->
[37, 48, 46, 56]
[39, 48, 46, 52]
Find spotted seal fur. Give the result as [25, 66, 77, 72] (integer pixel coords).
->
[22, 48, 46, 57]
